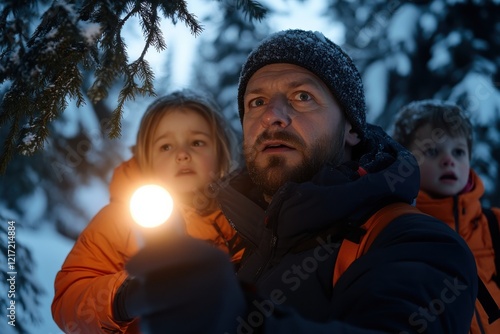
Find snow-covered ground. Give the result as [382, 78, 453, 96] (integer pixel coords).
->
[22, 225, 74, 334]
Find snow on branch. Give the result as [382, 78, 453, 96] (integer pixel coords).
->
[0, 0, 268, 173]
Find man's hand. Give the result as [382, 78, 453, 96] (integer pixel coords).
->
[125, 236, 247, 334]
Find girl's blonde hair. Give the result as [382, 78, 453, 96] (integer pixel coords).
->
[134, 89, 235, 180]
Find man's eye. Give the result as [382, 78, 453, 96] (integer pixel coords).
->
[294, 92, 312, 101]
[249, 98, 265, 107]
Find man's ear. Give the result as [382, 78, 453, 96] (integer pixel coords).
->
[344, 122, 361, 147]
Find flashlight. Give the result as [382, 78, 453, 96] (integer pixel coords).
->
[129, 184, 186, 249]
[130, 184, 174, 228]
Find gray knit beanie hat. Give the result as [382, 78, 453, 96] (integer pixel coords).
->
[238, 29, 366, 139]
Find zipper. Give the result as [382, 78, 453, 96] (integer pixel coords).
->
[253, 185, 289, 280]
[253, 220, 278, 280]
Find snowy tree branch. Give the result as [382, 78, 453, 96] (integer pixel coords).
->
[0, 0, 268, 173]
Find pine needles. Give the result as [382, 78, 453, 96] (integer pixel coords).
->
[0, 0, 267, 173]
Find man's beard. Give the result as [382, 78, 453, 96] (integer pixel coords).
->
[244, 125, 345, 199]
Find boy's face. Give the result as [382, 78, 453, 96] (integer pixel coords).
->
[409, 124, 470, 198]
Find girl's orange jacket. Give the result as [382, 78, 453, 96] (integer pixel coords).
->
[416, 169, 500, 334]
[51, 158, 242, 334]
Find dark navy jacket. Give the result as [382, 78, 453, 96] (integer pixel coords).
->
[217, 125, 477, 333]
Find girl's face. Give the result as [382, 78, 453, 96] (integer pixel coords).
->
[409, 124, 470, 198]
[150, 109, 219, 205]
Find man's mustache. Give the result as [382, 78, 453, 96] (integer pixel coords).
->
[254, 130, 306, 150]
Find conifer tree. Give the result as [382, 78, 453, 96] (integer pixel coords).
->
[193, 1, 271, 156]
[0, 0, 267, 173]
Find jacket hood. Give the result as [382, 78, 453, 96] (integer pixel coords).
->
[217, 124, 420, 240]
[108, 157, 153, 206]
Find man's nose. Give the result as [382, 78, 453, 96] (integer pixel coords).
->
[260, 98, 291, 128]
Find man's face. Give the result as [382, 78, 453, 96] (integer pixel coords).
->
[242, 63, 356, 199]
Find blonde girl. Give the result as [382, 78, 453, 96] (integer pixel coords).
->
[52, 89, 242, 334]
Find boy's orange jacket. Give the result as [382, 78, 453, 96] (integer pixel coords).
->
[416, 169, 500, 334]
[51, 158, 242, 334]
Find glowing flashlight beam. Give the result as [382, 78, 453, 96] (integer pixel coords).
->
[130, 185, 173, 228]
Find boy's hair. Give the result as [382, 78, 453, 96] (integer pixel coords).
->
[392, 99, 473, 157]
[134, 89, 235, 179]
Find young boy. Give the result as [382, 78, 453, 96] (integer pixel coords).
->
[392, 99, 500, 334]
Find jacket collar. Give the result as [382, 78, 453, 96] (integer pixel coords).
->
[416, 169, 485, 229]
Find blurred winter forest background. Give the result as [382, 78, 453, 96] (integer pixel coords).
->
[1, 0, 500, 333]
